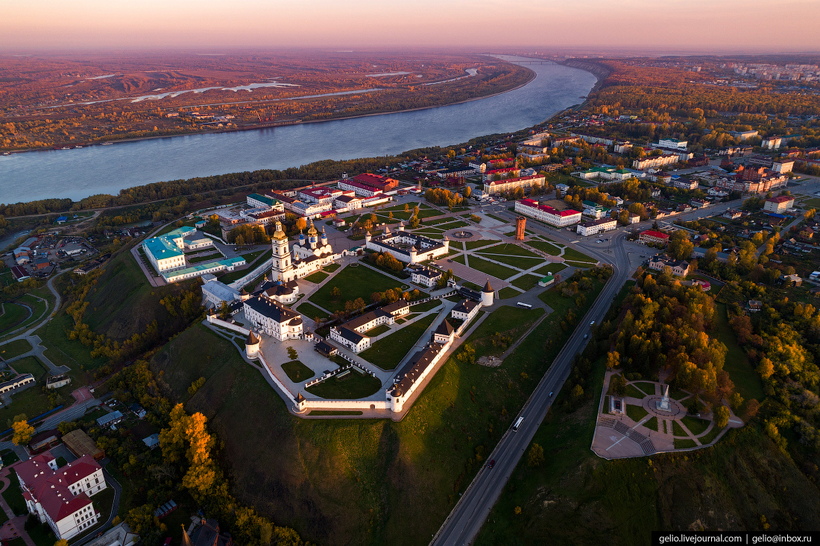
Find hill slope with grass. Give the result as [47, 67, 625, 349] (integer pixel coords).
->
[148, 269, 609, 546]
[84, 248, 200, 342]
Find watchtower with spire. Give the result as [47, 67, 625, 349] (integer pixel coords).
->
[481, 279, 494, 307]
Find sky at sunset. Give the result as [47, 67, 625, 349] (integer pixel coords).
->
[2, 0, 819, 53]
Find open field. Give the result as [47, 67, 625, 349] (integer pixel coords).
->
[526, 239, 563, 255]
[360, 314, 437, 370]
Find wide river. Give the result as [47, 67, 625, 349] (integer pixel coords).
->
[0, 56, 596, 204]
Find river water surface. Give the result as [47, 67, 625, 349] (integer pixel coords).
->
[0, 57, 596, 204]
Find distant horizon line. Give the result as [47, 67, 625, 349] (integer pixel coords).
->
[1, 46, 819, 58]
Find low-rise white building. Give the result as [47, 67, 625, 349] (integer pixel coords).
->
[243, 295, 303, 341]
[451, 299, 481, 323]
[515, 199, 583, 227]
[409, 266, 442, 288]
[577, 217, 617, 237]
[763, 195, 795, 213]
[16, 452, 107, 540]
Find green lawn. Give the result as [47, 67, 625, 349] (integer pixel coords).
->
[150, 323, 249, 400]
[306, 370, 382, 399]
[324, 263, 341, 273]
[463, 255, 518, 280]
[452, 254, 466, 265]
[674, 438, 697, 449]
[188, 252, 225, 264]
[360, 314, 437, 370]
[509, 275, 541, 291]
[364, 324, 391, 337]
[9, 356, 48, 379]
[297, 302, 330, 321]
[464, 306, 544, 360]
[0, 302, 29, 336]
[309, 265, 400, 315]
[682, 415, 710, 436]
[632, 381, 656, 396]
[474, 251, 542, 270]
[699, 425, 725, 445]
[712, 303, 765, 402]
[36, 311, 107, 371]
[563, 247, 597, 263]
[626, 404, 648, 422]
[410, 299, 442, 313]
[497, 287, 521, 300]
[0, 339, 33, 359]
[672, 420, 687, 437]
[644, 416, 658, 432]
[476, 243, 540, 259]
[304, 271, 329, 284]
[465, 239, 500, 250]
[526, 239, 563, 256]
[625, 383, 649, 400]
[1, 472, 26, 516]
[534, 263, 567, 277]
[282, 360, 315, 383]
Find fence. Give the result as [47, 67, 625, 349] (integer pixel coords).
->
[227, 258, 273, 290]
[206, 315, 250, 336]
[258, 353, 296, 404]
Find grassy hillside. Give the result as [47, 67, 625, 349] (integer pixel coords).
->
[476, 358, 820, 545]
[84, 247, 199, 342]
[149, 282, 603, 546]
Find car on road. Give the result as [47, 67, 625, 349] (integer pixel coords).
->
[583, 334, 588, 339]
[487, 459, 495, 469]
[549, 391, 553, 397]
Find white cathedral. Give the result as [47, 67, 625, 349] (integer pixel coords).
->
[271, 219, 338, 283]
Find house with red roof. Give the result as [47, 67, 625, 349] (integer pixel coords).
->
[15, 451, 107, 539]
[514, 199, 583, 227]
[639, 230, 670, 246]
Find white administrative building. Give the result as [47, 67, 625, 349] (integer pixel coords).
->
[365, 224, 449, 264]
[515, 199, 583, 227]
[141, 226, 245, 283]
[16, 452, 107, 540]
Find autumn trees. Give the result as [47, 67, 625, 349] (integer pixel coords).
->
[612, 273, 726, 396]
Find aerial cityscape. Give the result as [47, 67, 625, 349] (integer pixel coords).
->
[1, 1, 820, 546]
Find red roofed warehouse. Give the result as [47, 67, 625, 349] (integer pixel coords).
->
[640, 230, 670, 246]
[15, 452, 107, 539]
[514, 199, 582, 227]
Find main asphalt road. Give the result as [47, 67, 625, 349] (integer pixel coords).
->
[431, 219, 631, 546]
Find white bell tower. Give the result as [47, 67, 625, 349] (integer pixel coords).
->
[271, 221, 294, 283]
